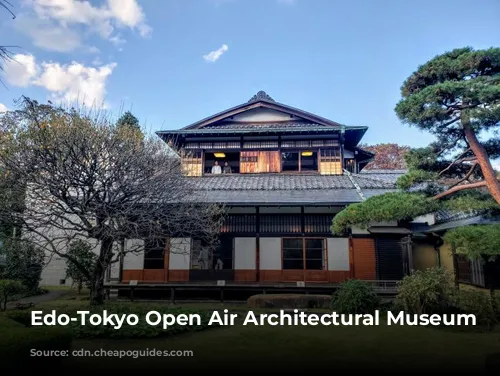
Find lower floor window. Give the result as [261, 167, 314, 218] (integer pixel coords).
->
[282, 238, 325, 270]
[143, 238, 166, 269]
[191, 237, 234, 270]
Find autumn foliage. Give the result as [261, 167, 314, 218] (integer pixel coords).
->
[359, 143, 410, 170]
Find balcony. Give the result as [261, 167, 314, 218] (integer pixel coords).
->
[182, 149, 344, 176]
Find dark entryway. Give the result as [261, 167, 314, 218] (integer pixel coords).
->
[375, 236, 404, 280]
[189, 235, 235, 281]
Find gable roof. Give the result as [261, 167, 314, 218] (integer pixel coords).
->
[156, 91, 369, 148]
[180, 91, 347, 130]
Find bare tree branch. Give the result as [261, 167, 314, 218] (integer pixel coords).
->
[0, 98, 226, 305]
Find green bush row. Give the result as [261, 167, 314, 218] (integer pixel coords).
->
[5, 302, 218, 339]
[330, 268, 499, 329]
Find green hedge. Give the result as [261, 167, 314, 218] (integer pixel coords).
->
[5, 302, 217, 339]
[0, 316, 72, 369]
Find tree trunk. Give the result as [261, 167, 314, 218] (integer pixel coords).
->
[89, 237, 114, 306]
[462, 122, 500, 205]
[77, 281, 82, 295]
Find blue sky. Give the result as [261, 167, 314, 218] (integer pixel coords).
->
[1, 0, 499, 148]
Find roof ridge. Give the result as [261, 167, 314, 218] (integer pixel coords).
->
[343, 169, 366, 201]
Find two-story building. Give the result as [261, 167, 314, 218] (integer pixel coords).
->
[115, 91, 411, 291]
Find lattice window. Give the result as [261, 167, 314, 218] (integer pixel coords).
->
[320, 148, 342, 175]
[181, 151, 202, 176]
[295, 140, 311, 148]
[242, 141, 278, 149]
[220, 215, 257, 233]
[259, 215, 301, 233]
[304, 215, 333, 233]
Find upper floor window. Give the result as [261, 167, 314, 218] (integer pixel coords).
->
[281, 151, 318, 172]
[181, 146, 342, 176]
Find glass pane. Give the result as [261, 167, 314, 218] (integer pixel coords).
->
[144, 259, 164, 269]
[283, 238, 302, 249]
[305, 239, 324, 269]
[306, 248, 323, 259]
[300, 152, 318, 171]
[305, 259, 323, 270]
[283, 259, 304, 270]
[283, 248, 303, 259]
[305, 239, 324, 249]
[282, 152, 299, 171]
[144, 239, 165, 259]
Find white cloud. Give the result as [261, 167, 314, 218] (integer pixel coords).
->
[14, 15, 81, 52]
[203, 44, 229, 63]
[0, 103, 8, 113]
[3, 54, 38, 87]
[2, 53, 117, 107]
[17, 0, 151, 51]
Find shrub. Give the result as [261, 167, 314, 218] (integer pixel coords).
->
[65, 239, 97, 294]
[247, 294, 332, 309]
[393, 267, 456, 314]
[331, 279, 380, 314]
[0, 279, 26, 311]
[455, 289, 496, 329]
[3, 240, 44, 294]
[0, 316, 72, 370]
[6, 302, 218, 339]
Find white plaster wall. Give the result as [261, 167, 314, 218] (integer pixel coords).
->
[234, 237, 256, 269]
[343, 149, 354, 158]
[169, 238, 191, 270]
[259, 238, 281, 270]
[351, 226, 370, 235]
[123, 239, 144, 270]
[327, 238, 350, 271]
[225, 107, 294, 122]
[412, 214, 436, 226]
[40, 256, 71, 286]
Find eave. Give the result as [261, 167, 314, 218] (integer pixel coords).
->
[156, 125, 368, 146]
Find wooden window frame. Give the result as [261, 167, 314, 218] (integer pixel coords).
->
[281, 237, 328, 271]
[143, 238, 166, 270]
[280, 150, 320, 173]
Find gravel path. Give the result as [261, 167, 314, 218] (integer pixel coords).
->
[5, 289, 69, 310]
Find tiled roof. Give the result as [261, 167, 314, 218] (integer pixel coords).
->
[181, 172, 403, 205]
[412, 213, 500, 233]
[434, 209, 484, 224]
[189, 189, 364, 205]
[357, 169, 408, 185]
[186, 173, 396, 191]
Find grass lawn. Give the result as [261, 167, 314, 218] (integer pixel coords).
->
[65, 320, 500, 373]
[13, 294, 500, 373]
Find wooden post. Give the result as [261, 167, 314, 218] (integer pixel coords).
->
[256, 206, 260, 282]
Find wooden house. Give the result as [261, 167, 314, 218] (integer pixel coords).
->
[117, 91, 411, 290]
